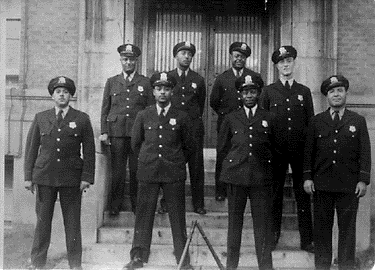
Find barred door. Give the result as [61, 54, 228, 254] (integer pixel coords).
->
[147, 0, 267, 147]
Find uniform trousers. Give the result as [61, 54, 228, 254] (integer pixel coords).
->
[313, 190, 359, 270]
[130, 181, 190, 266]
[215, 115, 227, 197]
[31, 185, 82, 268]
[109, 137, 138, 212]
[272, 153, 313, 247]
[227, 184, 274, 270]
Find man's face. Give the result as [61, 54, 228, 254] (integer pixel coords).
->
[153, 85, 173, 105]
[175, 50, 192, 68]
[276, 57, 295, 77]
[327, 86, 347, 108]
[231, 51, 247, 70]
[120, 55, 137, 73]
[241, 87, 260, 108]
[52, 87, 71, 108]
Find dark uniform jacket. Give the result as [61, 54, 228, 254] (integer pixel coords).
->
[217, 107, 279, 186]
[303, 109, 371, 193]
[131, 105, 194, 183]
[100, 72, 153, 137]
[260, 79, 314, 153]
[169, 68, 206, 119]
[210, 68, 262, 116]
[24, 107, 96, 186]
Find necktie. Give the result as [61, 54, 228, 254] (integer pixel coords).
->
[248, 109, 253, 120]
[125, 72, 131, 83]
[180, 72, 185, 83]
[159, 108, 166, 121]
[285, 81, 291, 90]
[235, 70, 240, 78]
[333, 111, 340, 124]
[57, 110, 63, 126]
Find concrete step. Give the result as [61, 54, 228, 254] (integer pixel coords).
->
[120, 194, 297, 214]
[98, 226, 300, 248]
[77, 243, 314, 268]
[103, 211, 299, 230]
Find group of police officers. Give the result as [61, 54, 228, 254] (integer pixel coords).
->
[24, 40, 371, 270]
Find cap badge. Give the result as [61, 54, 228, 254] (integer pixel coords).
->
[241, 43, 247, 50]
[125, 44, 132, 52]
[58, 77, 66, 84]
[160, 72, 168, 81]
[169, 118, 176, 125]
[330, 76, 339, 84]
[185, 41, 191, 47]
[298, 95, 303, 101]
[279, 47, 287, 56]
[262, 120, 268, 128]
[349, 126, 356, 132]
[138, 86, 144, 92]
[245, 75, 253, 85]
[69, 122, 77, 129]
[191, 82, 197, 89]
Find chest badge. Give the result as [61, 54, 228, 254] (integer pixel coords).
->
[169, 118, 176, 125]
[349, 126, 356, 132]
[191, 82, 197, 89]
[262, 120, 268, 128]
[69, 122, 77, 129]
[297, 95, 303, 101]
[138, 86, 144, 92]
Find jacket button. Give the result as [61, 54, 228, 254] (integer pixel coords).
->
[288, 118, 291, 121]
[249, 127, 253, 130]
[127, 89, 130, 92]
[126, 106, 130, 108]
[126, 114, 129, 117]
[333, 160, 336, 164]
[249, 144, 252, 147]
[335, 130, 338, 133]
[57, 148, 60, 152]
[126, 98, 129, 100]
[249, 153, 252, 156]
[159, 135, 162, 138]
[286, 99, 289, 102]
[181, 102, 185, 105]
[57, 159, 60, 162]
[182, 87, 185, 90]
[333, 150, 337, 154]
[158, 154, 162, 157]
[57, 128, 61, 132]
[287, 108, 290, 111]
[182, 94, 185, 97]
[249, 135, 252, 138]
[229, 159, 232, 162]
[159, 125, 163, 129]
[288, 127, 291, 130]
[159, 145, 162, 148]
[334, 139, 337, 143]
[56, 138, 60, 142]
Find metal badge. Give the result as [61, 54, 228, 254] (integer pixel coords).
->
[69, 122, 77, 129]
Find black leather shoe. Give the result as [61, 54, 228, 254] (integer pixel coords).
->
[123, 258, 144, 269]
[301, 243, 314, 253]
[157, 205, 167, 214]
[215, 195, 226, 201]
[194, 207, 207, 215]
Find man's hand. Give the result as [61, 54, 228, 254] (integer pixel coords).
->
[99, 133, 111, 145]
[80, 181, 91, 192]
[355, 181, 367, 198]
[25, 181, 35, 194]
[303, 180, 315, 195]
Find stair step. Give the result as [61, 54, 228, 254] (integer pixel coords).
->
[103, 211, 299, 230]
[79, 243, 314, 268]
[98, 226, 300, 248]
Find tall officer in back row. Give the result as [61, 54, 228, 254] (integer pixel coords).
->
[24, 76, 95, 270]
[157, 41, 206, 215]
[210, 42, 264, 201]
[124, 72, 194, 270]
[100, 44, 153, 215]
[218, 75, 278, 270]
[260, 46, 314, 253]
[303, 75, 371, 270]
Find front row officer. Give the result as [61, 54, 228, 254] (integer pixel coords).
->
[24, 76, 96, 269]
[124, 72, 194, 270]
[303, 75, 371, 270]
[217, 75, 278, 270]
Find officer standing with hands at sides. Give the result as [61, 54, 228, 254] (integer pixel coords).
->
[260, 46, 314, 253]
[303, 75, 371, 270]
[24, 76, 95, 270]
[157, 41, 206, 215]
[218, 75, 278, 270]
[123, 72, 194, 270]
[99, 44, 153, 216]
[210, 41, 263, 201]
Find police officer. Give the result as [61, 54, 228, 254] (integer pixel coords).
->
[218, 75, 277, 270]
[260, 46, 314, 252]
[123, 72, 194, 270]
[100, 44, 153, 215]
[210, 41, 264, 201]
[157, 41, 206, 215]
[24, 76, 95, 270]
[303, 75, 371, 270]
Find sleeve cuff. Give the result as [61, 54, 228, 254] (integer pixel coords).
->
[359, 171, 370, 185]
[303, 170, 312, 181]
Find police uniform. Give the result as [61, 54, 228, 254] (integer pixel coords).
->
[210, 42, 264, 199]
[100, 44, 153, 214]
[126, 72, 194, 269]
[168, 41, 206, 212]
[260, 46, 314, 250]
[24, 76, 95, 269]
[218, 76, 276, 270]
[303, 75, 371, 270]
